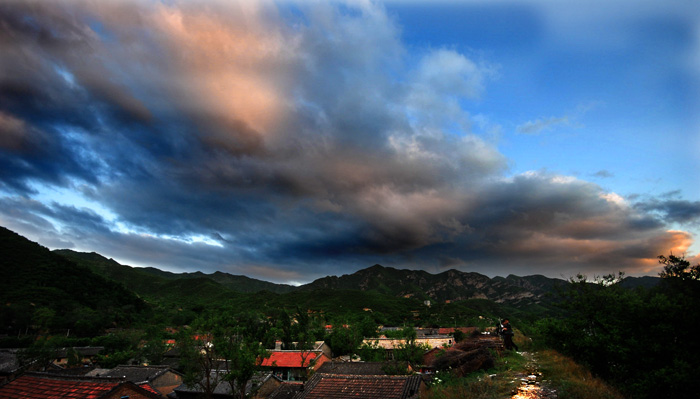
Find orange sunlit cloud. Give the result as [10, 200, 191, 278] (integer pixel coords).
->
[636, 230, 695, 274]
[154, 2, 292, 146]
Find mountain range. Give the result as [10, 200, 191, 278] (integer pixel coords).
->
[56, 249, 569, 308]
[1, 225, 659, 335]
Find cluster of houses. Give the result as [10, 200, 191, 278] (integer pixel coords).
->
[0, 327, 497, 399]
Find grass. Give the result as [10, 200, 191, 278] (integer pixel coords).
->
[423, 350, 527, 399]
[537, 349, 624, 399]
[424, 331, 624, 399]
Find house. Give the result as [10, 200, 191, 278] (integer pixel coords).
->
[361, 336, 454, 362]
[364, 336, 454, 349]
[293, 373, 426, 399]
[0, 372, 162, 399]
[420, 347, 448, 374]
[266, 382, 303, 399]
[161, 347, 181, 369]
[316, 361, 413, 375]
[87, 365, 183, 397]
[273, 341, 332, 359]
[52, 346, 104, 367]
[437, 327, 477, 336]
[171, 371, 281, 399]
[261, 351, 330, 381]
[0, 349, 21, 384]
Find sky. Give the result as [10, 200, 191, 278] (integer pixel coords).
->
[1, 0, 699, 285]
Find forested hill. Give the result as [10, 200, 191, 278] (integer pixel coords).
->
[54, 249, 569, 308]
[2, 225, 660, 334]
[55, 249, 657, 306]
[0, 226, 148, 336]
[55, 249, 296, 294]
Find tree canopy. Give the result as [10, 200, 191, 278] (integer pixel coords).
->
[538, 255, 700, 399]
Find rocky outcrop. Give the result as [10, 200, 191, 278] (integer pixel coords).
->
[299, 264, 568, 307]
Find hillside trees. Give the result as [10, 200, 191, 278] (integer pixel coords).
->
[539, 255, 700, 399]
[0, 227, 149, 338]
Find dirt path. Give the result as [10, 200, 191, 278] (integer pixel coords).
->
[510, 352, 558, 399]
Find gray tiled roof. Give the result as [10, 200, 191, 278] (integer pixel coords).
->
[0, 350, 20, 374]
[316, 361, 410, 375]
[87, 365, 173, 383]
[296, 373, 422, 399]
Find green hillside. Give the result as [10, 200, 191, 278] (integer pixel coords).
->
[0, 227, 148, 337]
[55, 249, 296, 295]
[3, 226, 562, 338]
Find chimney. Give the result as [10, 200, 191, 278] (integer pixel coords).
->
[275, 341, 282, 350]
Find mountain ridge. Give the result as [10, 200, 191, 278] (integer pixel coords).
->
[56, 248, 659, 307]
[3, 225, 660, 314]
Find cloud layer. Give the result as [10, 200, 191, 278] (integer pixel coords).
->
[1, 0, 697, 282]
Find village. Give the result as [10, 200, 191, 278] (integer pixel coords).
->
[0, 325, 509, 399]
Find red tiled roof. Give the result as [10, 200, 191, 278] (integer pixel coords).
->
[0, 373, 121, 399]
[138, 382, 161, 396]
[261, 351, 323, 368]
[296, 374, 423, 399]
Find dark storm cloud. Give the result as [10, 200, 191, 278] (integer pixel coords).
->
[0, 0, 695, 282]
[635, 198, 700, 225]
[385, 172, 675, 277]
[0, 1, 165, 194]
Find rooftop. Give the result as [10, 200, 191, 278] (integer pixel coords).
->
[296, 373, 422, 399]
[261, 351, 324, 368]
[86, 364, 174, 383]
[0, 372, 159, 399]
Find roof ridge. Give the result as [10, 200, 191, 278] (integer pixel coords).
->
[25, 371, 124, 382]
[323, 373, 412, 378]
[269, 349, 323, 352]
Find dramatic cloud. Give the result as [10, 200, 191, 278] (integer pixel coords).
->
[634, 198, 700, 226]
[0, 0, 697, 282]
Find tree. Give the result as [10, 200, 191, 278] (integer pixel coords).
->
[218, 318, 270, 399]
[451, 329, 466, 343]
[292, 307, 317, 381]
[327, 325, 357, 357]
[658, 254, 700, 280]
[178, 310, 270, 399]
[140, 325, 167, 365]
[394, 325, 428, 364]
[357, 339, 385, 362]
[538, 273, 646, 381]
[31, 307, 56, 333]
[538, 261, 700, 399]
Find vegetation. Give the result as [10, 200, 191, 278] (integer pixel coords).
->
[0, 227, 148, 338]
[424, 349, 526, 399]
[537, 349, 624, 399]
[178, 309, 270, 399]
[537, 254, 700, 399]
[5, 225, 700, 399]
[425, 345, 623, 399]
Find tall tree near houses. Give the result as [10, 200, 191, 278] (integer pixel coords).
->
[178, 327, 219, 399]
[293, 307, 317, 380]
[220, 313, 270, 399]
[178, 310, 270, 399]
